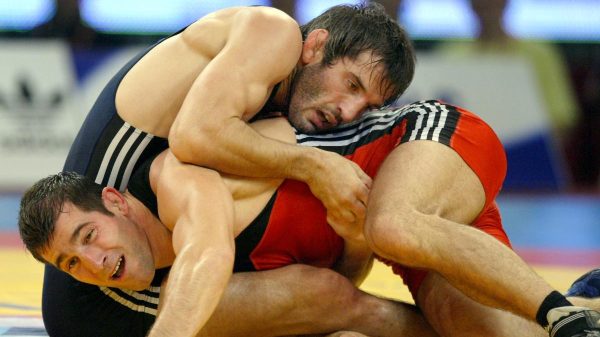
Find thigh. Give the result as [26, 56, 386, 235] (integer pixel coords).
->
[193, 265, 437, 337]
[416, 272, 544, 337]
[196, 265, 355, 337]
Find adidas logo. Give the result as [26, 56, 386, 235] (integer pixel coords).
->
[0, 74, 65, 122]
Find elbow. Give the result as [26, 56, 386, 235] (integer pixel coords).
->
[215, 247, 235, 267]
[181, 244, 235, 277]
[168, 122, 217, 166]
[168, 133, 195, 165]
[202, 247, 235, 275]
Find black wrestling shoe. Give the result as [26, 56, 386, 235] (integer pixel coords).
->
[547, 306, 600, 337]
[567, 269, 600, 298]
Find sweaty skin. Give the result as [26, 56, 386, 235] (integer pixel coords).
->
[115, 6, 390, 236]
[41, 117, 437, 337]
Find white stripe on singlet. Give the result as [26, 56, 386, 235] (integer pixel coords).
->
[95, 123, 155, 190]
[118, 133, 154, 191]
[106, 128, 142, 187]
[431, 102, 449, 142]
[296, 100, 454, 150]
[296, 108, 405, 147]
[95, 122, 131, 185]
[100, 287, 160, 316]
[407, 101, 450, 142]
[408, 106, 427, 141]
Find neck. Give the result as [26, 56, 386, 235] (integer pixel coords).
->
[124, 191, 175, 268]
[268, 66, 298, 112]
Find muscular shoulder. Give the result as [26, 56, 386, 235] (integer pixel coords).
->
[181, 6, 301, 60]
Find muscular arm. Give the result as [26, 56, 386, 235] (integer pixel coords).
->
[363, 141, 554, 321]
[168, 7, 315, 180]
[168, 7, 371, 229]
[149, 152, 235, 337]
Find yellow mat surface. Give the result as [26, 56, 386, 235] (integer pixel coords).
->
[0, 248, 590, 317]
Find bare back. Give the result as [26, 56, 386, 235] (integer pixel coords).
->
[150, 117, 296, 236]
[219, 117, 296, 235]
[115, 7, 301, 138]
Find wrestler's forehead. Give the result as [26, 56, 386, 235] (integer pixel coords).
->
[41, 203, 80, 257]
[343, 52, 391, 100]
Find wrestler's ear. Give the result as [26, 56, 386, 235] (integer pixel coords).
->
[301, 29, 329, 65]
[101, 187, 128, 215]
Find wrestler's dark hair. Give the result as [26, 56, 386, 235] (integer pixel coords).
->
[18, 171, 113, 264]
[300, 2, 416, 104]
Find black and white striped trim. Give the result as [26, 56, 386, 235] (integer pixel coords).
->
[94, 122, 155, 191]
[549, 311, 586, 337]
[100, 286, 161, 316]
[400, 100, 457, 146]
[295, 100, 459, 155]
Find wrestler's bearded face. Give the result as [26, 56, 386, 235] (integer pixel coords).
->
[287, 55, 390, 134]
[287, 63, 333, 133]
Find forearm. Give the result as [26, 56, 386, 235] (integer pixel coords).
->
[168, 6, 305, 181]
[149, 248, 234, 337]
[170, 116, 322, 182]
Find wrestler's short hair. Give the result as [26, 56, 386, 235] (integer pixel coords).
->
[18, 171, 113, 263]
[300, 1, 415, 103]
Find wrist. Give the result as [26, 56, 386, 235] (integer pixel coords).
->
[289, 146, 323, 182]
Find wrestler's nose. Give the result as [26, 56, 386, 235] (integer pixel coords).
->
[339, 96, 369, 122]
[81, 246, 106, 274]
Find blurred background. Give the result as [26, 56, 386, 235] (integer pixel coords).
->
[0, 0, 599, 192]
[0, 0, 599, 322]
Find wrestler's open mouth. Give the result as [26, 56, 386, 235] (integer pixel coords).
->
[312, 110, 325, 129]
[111, 256, 125, 280]
[316, 110, 338, 129]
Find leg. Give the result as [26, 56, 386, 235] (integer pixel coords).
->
[417, 272, 547, 337]
[364, 141, 555, 321]
[195, 265, 438, 337]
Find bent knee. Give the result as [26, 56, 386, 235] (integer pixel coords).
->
[364, 211, 421, 263]
[299, 267, 361, 304]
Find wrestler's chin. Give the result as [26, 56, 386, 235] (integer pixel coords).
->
[114, 262, 156, 291]
[123, 269, 155, 291]
[117, 276, 154, 291]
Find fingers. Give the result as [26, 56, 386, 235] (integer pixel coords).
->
[328, 208, 356, 226]
[327, 216, 358, 241]
[328, 163, 370, 235]
[334, 188, 367, 222]
[355, 182, 370, 208]
[352, 198, 366, 228]
[308, 154, 372, 238]
[327, 201, 365, 241]
[352, 162, 373, 189]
